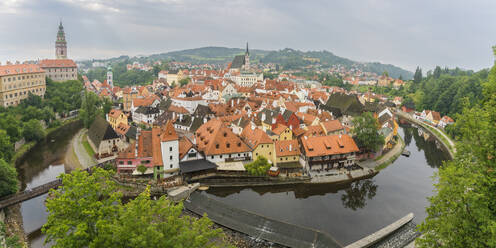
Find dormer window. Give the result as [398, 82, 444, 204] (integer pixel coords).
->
[216, 144, 219, 149]
[237, 142, 241, 147]
[226, 143, 230, 148]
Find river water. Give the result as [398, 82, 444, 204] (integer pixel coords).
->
[15, 121, 82, 247]
[204, 124, 450, 246]
[20, 122, 448, 247]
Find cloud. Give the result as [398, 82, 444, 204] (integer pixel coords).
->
[0, 0, 495, 71]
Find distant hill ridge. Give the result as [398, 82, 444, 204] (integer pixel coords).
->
[96, 46, 413, 79]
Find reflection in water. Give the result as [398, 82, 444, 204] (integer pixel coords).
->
[340, 179, 378, 210]
[401, 124, 450, 168]
[205, 125, 450, 245]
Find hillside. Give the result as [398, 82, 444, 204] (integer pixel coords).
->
[83, 46, 412, 79]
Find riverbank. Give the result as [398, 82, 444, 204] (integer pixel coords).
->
[396, 111, 455, 158]
[6, 119, 81, 248]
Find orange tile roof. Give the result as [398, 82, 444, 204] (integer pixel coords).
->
[138, 130, 153, 157]
[304, 125, 326, 137]
[321, 120, 344, 133]
[275, 140, 300, 157]
[240, 126, 273, 149]
[39, 59, 77, 68]
[152, 127, 163, 166]
[272, 124, 288, 136]
[168, 104, 189, 114]
[114, 122, 130, 136]
[195, 119, 251, 155]
[132, 96, 158, 108]
[0, 64, 44, 76]
[301, 134, 359, 157]
[160, 120, 179, 142]
[179, 136, 194, 160]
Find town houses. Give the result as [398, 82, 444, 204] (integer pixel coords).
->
[78, 43, 419, 181]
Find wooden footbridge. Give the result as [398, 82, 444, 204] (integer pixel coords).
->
[0, 179, 62, 209]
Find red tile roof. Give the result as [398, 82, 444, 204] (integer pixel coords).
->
[0, 64, 44, 76]
[179, 136, 194, 160]
[240, 125, 273, 149]
[195, 119, 251, 155]
[275, 140, 300, 157]
[39, 59, 77, 68]
[301, 134, 359, 157]
[321, 120, 344, 133]
[160, 120, 178, 142]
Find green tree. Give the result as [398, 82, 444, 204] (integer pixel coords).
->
[80, 91, 101, 128]
[94, 188, 228, 248]
[43, 168, 230, 248]
[413, 66, 423, 84]
[417, 51, 496, 247]
[0, 130, 14, 162]
[43, 168, 122, 248]
[244, 156, 271, 176]
[179, 78, 190, 87]
[351, 112, 384, 152]
[102, 97, 113, 118]
[0, 159, 18, 197]
[23, 119, 46, 142]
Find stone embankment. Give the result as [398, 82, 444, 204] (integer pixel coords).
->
[396, 111, 455, 159]
[345, 213, 418, 248]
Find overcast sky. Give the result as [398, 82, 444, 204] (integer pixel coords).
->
[1, 0, 495, 71]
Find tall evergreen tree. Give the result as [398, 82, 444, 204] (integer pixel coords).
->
[413, 66, 423, 84]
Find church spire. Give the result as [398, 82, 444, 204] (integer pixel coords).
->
[245, 42, 249, 56]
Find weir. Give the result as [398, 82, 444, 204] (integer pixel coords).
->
[184, 192, 342, 248]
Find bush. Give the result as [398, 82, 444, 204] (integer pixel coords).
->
[0, 159, 18, 197]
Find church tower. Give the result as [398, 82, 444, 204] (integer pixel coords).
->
[107, 66, 113, 87]
[244, 42, 250, 71]
[55, 21, 67, 59]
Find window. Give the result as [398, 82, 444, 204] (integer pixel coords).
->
[127, 161, 132, 165]
[220, 155, 223, 159]
[170, 156, 173, 160]
[226, 143, 230, 148]
[211, 155, 214, 159]
[170, 164, 173, 168]
[169, 147, 172, 152]
[119, 161, 124, 165]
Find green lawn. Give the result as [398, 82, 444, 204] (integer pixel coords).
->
[82, 134, 96, 158]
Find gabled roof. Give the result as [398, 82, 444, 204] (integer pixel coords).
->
[240, 126, 273, 149]
[195, 119, 251, 155]
[179, 160, 217, 174]
[323, 93, 364, 117]
[301, 134, 359, 157]
[108, 109, 124, 119]
[135, 106, 160, 115]
[321, 120, 344, 133]
[160, 120, 179, 142]
[39, 59, 77, 68]
[271, 124, 289, 136]
[88, 116, 119, 148]
[231, 55, 245, 69]
[179, 136, 194, 160]
[275, 140, 300, 157]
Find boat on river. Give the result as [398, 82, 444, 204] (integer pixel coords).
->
[402, 150, 411, 157]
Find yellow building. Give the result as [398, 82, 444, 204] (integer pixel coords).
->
[274, 140, 301, 170]
[0, 64, 46, 107]
[166, 69, 185, 85]
[107, 109, 128, 129]
[241, 126, 275, 164]
[269, 124, 293, 141]
[123, 88, 139, 112]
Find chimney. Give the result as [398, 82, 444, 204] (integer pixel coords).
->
[272, 118, 276, 124]
[262, 113, 266, 121]
[289, 144, 292, 151]
[203, 117, 207, 124]
[251, 124, 255, 130]
[179, 114, 183, 122]
[193, 136, 196, 145]
[237, 98, 240, 104]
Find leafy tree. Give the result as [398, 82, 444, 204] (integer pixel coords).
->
[351, 112, 384, 152]
[137, 164, 147, 175]
[179, 78, 190, 87]
[244, 156, 271, 176]
[23, 119, 46, 142]
[94, 188, 228, 248]
[0, 159, 18, 197]
[80, 91, 101, 128]
[0, 130, 13, 162]
[413, 66, 423, 84]
[417, 51, 496, 247]
[43, 168, 229, 248]
[433, 66, 442, 79]
[43, 168, 122, 247]
[102, 97, 113, 118]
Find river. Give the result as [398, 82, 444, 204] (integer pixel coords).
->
[15, 121, 82, 247]
[19, 122, 448, 247]
[204, 124, 450, 246]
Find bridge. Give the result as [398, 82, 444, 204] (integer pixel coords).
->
[0, 179, 62, 209]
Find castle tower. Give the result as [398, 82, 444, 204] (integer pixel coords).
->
[244, 42, 250, 71]
[55, 21, 67, 59]
[107, 66, 113, 87]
